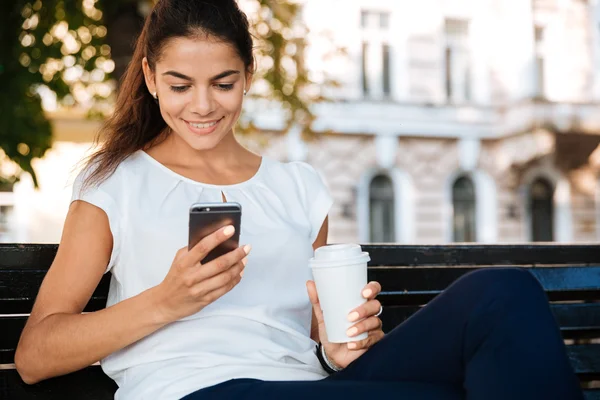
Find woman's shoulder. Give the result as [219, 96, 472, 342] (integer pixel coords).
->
[261, 157, 328, 193]
[264, 157, 320, 178]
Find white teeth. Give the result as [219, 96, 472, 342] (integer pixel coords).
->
[189, 120, 218, 129]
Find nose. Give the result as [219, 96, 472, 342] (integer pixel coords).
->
[189, 87, 215, 116]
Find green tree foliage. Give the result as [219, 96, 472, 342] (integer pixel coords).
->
[243, 0, 327, 138]
[0, 0, 108, 186]
[0, 0, 334, 185]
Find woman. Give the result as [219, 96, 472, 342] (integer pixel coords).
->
[15, 1, 583, 399]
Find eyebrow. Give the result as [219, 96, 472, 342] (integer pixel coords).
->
[211, 70, 240, 80]
[162, 69, 240, 81]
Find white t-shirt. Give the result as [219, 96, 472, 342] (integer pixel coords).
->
[71, 150, 333, 400]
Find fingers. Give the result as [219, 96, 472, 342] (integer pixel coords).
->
[306, 280, 319, 306]
[306, 280, 325, 323]
[361, 281, 382, 299]
[174, 247, 188, 262]
[346, 282, 382, 322]
[347, 329, 385, 350]
[195, 244, 251, 281]
[183, 225, 237, 268]
[346, 287, 385, 350]
[197, 259, 247, 302]
[346, 315, 382, 339]
[348, 299, 382, 322]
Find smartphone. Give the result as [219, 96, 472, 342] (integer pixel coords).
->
[188, 202, 242, 264]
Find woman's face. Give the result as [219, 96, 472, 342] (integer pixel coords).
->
[143, 36, 251, 151]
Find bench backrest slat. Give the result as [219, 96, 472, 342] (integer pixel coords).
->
[4, 244, 600, 269]
[363, 244, 600, 266]
[379, 304, 600, 339]
[0, 245, 58, 269]
[569, 345, 600, 379]
[0, 271, 111, 314]
[370, 266, 600, 304]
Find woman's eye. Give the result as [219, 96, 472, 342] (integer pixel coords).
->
[170, 86, 189, 93]
[216, 84, 234, 91]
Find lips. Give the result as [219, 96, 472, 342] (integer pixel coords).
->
[183, 117, 223, 136]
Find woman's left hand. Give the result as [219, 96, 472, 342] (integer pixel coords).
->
[306, 280, 385, 369]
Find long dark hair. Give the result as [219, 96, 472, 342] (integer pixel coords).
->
[82, 0, 254, 188]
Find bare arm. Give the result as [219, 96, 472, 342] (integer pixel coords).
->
[310, 216, 328, 342]
[15, 201, 168, 384]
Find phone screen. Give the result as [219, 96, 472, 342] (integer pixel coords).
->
[188, 202, 242, 264]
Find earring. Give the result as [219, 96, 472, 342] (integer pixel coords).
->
[243, 89, 247, 96]
[152, 92, 157, 99]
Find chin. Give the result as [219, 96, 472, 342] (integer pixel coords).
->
[182, 133, 226, 152]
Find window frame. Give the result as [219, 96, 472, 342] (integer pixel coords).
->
[368, 174, 396, 243]
[451, 175, 477, 243]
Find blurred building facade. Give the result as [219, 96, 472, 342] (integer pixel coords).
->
[293, 0, 600, 244]
[3, 0, 600, 244]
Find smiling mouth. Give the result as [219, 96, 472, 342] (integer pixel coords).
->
[186, 119, 222, 129]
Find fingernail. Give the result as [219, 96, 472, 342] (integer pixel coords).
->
[346, 327, 358, 336]
[347, 342, 357, 349]
[243, 244, 252, 254]
[223, 225, 235, 236]
[348, 312, 359, 322]
[240, 270, 245, 278]
[362, 289, 372, 298]
[242, 257, 248, 266]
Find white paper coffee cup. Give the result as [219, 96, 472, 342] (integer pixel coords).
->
[309, 244, 370, 343]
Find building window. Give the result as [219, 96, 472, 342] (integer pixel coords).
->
[530, 178, 554, 241]
[382, 43, 391, 96]
[380, 13, 390, 29]
[369, 174, 395, 242]
[444, 18, 470, 103]
[361, 10, 369, 28]
[360, 10, 392, 99]
[534, 25, 544, 42]
[361, 10, 389, 30]
[535, 56, 545, 98]
[452, 176, 476, 242]
[361, 42, 369, 95]
[534, 25, 545, 98]
[445, 47, 453, 100]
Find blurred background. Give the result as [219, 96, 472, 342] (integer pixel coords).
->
[2, 0, 600, 245]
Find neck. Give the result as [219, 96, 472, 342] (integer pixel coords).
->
[157, 129, 246, 169]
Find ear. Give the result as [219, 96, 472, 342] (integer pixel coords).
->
[244, 70, 253, 94]
[142, 57, 157, 97]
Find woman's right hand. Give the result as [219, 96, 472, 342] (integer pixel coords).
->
[154, 225, 250, 323]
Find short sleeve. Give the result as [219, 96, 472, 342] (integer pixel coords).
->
[70, 168, 121, 273]
[290, 162, 334, 243]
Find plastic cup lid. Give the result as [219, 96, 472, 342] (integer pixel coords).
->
[309, 244, 370, 269]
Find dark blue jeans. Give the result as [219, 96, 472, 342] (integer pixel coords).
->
[182, 268, 584, 400]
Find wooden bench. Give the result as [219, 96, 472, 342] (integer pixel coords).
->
[1, 243, 599, 399]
